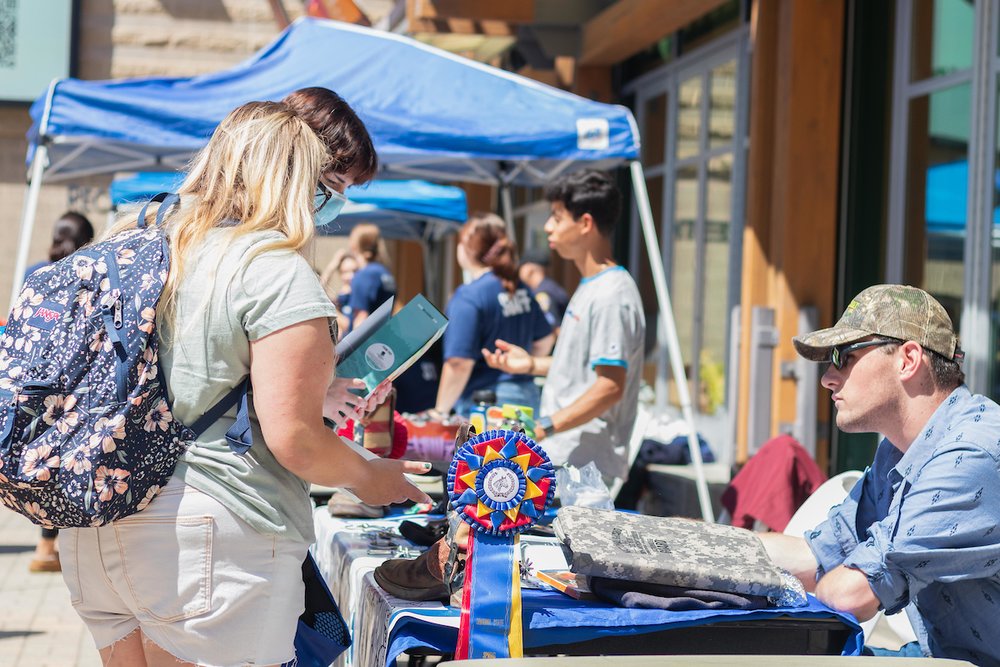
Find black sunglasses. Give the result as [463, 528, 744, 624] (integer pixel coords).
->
[314, 181, 334, 213]
[830, 339, 898, 369]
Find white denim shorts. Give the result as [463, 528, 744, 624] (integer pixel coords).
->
[59, 475, 310, 667]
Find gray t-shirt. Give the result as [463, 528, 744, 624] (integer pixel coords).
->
[540, 266, 645, 482]
[159, 229, 338, 543]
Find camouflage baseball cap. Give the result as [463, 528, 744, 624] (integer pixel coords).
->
[793, 284, 960, 362]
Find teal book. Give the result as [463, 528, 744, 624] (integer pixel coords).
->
[335, 294, 448, 398]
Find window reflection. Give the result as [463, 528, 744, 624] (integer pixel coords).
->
[701, 154, 733, 414]
[677, 77, 702, 160]
[672, 165, 699, 369]
[909, 0, 973, 82]
[903, 83, 969, 329]
[709, 60, 736, 150]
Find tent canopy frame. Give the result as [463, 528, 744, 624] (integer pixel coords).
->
[11, 17, 714, 522]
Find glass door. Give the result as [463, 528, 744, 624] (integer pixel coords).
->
[627, 29, 749, 453]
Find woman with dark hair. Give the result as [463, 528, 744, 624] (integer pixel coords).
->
[284, 87, 387, 425]
[24, 211, 95, 281]
[282, 86, 378, 187]
[432, 213, 553, 418]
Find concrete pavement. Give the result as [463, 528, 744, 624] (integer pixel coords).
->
[0, 509, 101, 667]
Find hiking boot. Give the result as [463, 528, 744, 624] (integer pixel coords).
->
[373, 545, 449, 602]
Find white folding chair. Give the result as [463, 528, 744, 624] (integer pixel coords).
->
[783, 470, 917, 649]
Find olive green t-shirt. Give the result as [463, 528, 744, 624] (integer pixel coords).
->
[159, 229, 338, 543]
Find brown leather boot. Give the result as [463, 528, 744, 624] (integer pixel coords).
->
[373, 545, 450, 602]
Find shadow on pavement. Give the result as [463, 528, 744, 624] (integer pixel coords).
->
[0, 545, 33, 555]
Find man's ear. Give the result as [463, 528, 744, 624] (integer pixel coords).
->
[898, 341, 925, 381]
[578, 212, 597, 235]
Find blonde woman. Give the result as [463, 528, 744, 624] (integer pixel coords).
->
[346, 222, 395, 330]
[58, 101, 429, 667]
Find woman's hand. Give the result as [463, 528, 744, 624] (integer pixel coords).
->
[323, 377, 367, 427]
[350, 458, 433, 506]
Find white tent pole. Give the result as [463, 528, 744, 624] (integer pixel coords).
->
[9, 145, 48, 312]
[499, 183, 515, 238]
[630, 160, 714, 523]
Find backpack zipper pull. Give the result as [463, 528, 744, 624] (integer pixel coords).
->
[113, 295, 123, 329]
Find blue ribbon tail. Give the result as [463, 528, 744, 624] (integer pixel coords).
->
[467, 533, 518, 659]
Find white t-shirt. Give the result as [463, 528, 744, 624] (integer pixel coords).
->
[160, 229, 337, 543]
[540, 266, 645, 483]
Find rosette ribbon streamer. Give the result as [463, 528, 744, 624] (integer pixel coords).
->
[448, 429, 555, 659]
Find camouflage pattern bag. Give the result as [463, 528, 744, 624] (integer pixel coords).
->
[553, 506, 787, 598]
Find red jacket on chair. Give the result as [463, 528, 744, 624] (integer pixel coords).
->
[720, 434, 827, 532]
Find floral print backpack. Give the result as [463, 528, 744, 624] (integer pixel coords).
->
[0, 195, 250, 528]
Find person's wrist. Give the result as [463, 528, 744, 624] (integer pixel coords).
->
[527, 355, 536, 374]
[537, 415, 554, 436]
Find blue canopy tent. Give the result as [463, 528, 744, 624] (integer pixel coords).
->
[110, 173, 467, 303]
[109, 173, 467, 243]
[925, 160, 1000, 236]
[16, 18, 712, 520]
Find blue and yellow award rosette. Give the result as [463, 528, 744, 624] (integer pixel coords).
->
[448, 428, 555, 660]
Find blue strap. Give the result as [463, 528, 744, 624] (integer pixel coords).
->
[189, 378, 254, 456]
[0, 404, 14, 448]
[155, 194, 180, 227]
[137, 192, 179, 229]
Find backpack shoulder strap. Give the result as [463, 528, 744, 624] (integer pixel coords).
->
[140, 190, 250, 456]
[189, 377, 254, 456]
[137, 192, 180, 229]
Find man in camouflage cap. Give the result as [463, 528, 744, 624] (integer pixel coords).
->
[761, 284, 1000, 663]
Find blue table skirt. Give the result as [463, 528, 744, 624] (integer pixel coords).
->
[385, 589, 864, 666]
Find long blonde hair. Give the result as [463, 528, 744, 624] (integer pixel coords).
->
[106, 101, 328, 325]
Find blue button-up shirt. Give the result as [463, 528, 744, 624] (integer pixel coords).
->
[805, 386, 1000, 665]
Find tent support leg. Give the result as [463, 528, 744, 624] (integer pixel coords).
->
[9, 146, 47, 312]
[499, 183, 515, 237]
[630, 160, 715, 523]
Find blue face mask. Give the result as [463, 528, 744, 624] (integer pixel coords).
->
[314, 186, 348, 228]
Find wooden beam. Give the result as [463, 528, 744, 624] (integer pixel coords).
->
[573, 65, 613, 103]
[736, 0, 845, 466]
[580, 0, 727, 66]
[306, 0, 371, 26]
[516, 66, 561, 89]
[408, 17, 515, 36]
[410, 0, 533, 24]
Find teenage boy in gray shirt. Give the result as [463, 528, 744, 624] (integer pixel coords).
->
[482, 170, 645, 485]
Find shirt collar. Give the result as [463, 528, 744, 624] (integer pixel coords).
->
[579, 264, 625, 285]
[888, 385, 970, 486]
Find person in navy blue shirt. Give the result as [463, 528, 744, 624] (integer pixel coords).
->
[433, 213, 553, 418]
[518, 247, 570, 337]
[347, 223, 396, 331]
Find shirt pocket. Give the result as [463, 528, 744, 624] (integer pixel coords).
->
[113, 515, 213, 622]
